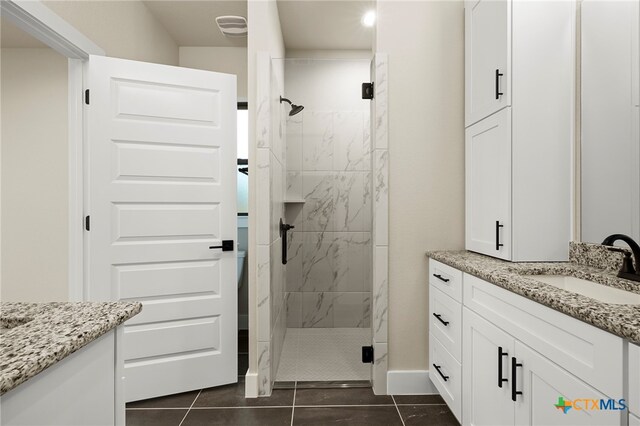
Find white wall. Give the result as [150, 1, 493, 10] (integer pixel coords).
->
[1, 1, 181, 303]
[1, 48, 69, 302]
[179, 47, 248, 99]
[43, 0, 179, 65]
[376, 1, 465, 371]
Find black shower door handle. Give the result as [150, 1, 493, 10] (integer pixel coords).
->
[279, 219, 294, 265]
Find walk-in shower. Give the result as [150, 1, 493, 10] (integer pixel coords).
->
[275, 57, 373, 384]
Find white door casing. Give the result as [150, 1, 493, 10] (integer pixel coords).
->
[85, 55, 237, 401]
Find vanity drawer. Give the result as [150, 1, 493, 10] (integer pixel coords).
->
[630, 343, 640, 415]
[429, 259, 463, 302]
[429, 335, 462, 423]
[429, 286, 462, 361]
[463, 273, 624, 398]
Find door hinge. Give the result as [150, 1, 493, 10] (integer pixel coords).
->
[362, 345, 374, 364]
[84, 89, 90, 105]
[362, 82, 374, 100]
[85, 215, 90, 231]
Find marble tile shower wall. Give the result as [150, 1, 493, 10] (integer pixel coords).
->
[256, 53, 287, 396]
[285, 110, 372, 328]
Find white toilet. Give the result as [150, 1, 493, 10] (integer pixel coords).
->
[237, 251, 246, 289]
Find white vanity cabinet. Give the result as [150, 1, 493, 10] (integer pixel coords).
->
[461, 275, 623, 426]
[464, 0, 575, 261]
[428, 259, 632, 426]
[0, 329, 124, 426]
[428, 260, 463, 422]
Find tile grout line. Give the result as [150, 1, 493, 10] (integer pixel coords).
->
[178, 389, 202, 426]
[391, 395, 407, 426]
[127, 403, 438, 411]
[290, 381, 297, 426]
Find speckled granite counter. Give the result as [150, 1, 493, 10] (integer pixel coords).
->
[0, 302, 141, 395]
[425, 248, 640, 345]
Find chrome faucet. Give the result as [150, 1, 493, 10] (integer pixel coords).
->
[602, 234, 640, 283]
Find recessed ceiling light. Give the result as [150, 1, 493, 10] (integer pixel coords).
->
[362, 10, 376, 27]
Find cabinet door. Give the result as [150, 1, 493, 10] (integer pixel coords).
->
[463, 308, 514, 426]
[465, 0, 511, 126]
[514, 341, 623, 426]
[465, 108, 512, 260]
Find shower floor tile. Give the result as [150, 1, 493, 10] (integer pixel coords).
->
[275, 328, 371, 382]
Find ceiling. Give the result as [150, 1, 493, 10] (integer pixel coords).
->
[1, 17, 48, 48]
[146, 0, 374, 51]
[142, 1, 248, 47]
[1, 1, 372, 51]
[277, 0, 374, 50]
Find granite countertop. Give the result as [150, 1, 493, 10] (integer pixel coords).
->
[0, 302, 142, 395]
[425, 249, 640, 345]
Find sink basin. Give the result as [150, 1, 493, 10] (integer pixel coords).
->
[524, 275, 640, 305]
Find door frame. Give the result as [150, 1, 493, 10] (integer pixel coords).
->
[1, 0, 104, 301]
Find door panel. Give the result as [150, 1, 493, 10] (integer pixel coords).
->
[514, 342, 622, 426]
[116, 260, 221, 299]
[463, 307, 514, 426]
[86, 55, 237, 401]
[465, 0, 511, 126]
[113, 141, 221, 182]
[124, 317, 221, 360]
[465, 108, 512, 260]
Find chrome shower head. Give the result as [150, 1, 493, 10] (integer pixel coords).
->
[280, 96, 305, 116]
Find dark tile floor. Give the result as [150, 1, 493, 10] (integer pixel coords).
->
[126, 382, 460, 426]
[238, 329, 248, 377]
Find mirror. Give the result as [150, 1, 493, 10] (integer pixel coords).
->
[581, 0, 640, 243]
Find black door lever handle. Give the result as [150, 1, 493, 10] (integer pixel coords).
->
[209, 240, 234, 251]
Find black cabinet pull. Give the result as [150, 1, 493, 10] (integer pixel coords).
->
[209, 240, 234, 251]
[433, 273, 450, 283]
[511, 357, 523, 401]
[433, 313, 450, 326]
[496, 221, 504, 251]
[433, 364, 449, 382]
[495, 69, 504, 99]
[498, 346, 508, 388]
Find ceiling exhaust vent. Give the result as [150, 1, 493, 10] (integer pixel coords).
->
[215, 16, 248, 38]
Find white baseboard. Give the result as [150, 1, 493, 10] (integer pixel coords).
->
[238, 314, 248, 330]
[387, 370, 439, 395]
[244, 371, 258, 398]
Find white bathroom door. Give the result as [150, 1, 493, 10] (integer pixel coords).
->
[85, 55, 237, 401]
